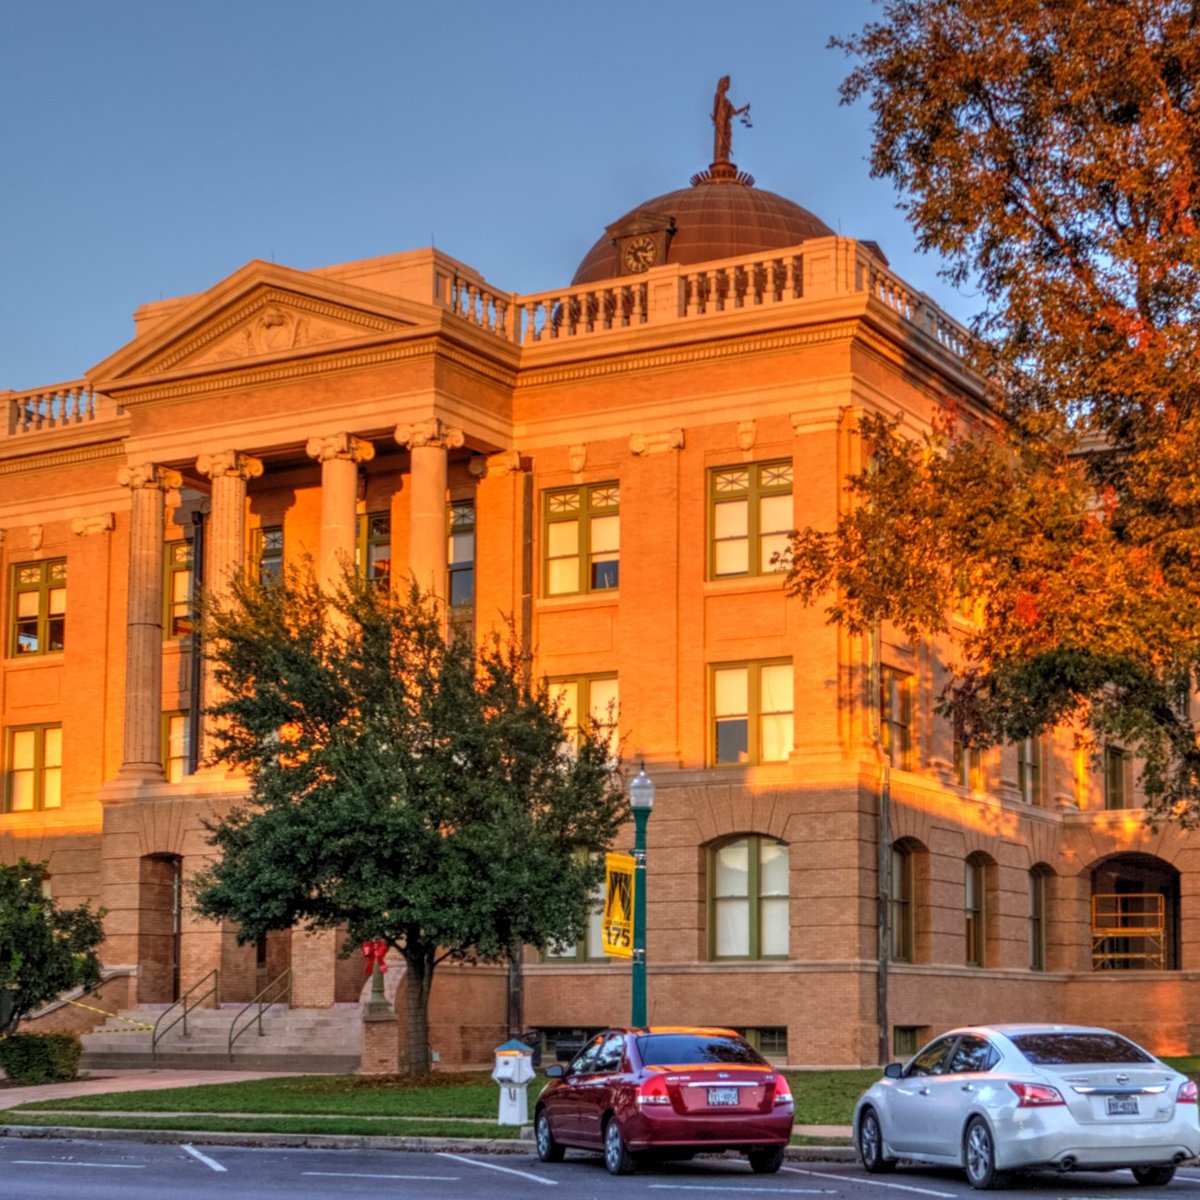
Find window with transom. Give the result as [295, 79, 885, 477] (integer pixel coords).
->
[711, 661, 793, 766]
[709, 834, 789, 960]
[254, 525, 284, 583]
[164, 541, 194, 639]
[447, 499, 475, 608]
[547, 675, 618, 755]
[163, 712, 191, 783]
[6, 724, 62, 812]
[11, 560, 66, 657]
[356, 511, 391, 586]
[709, 460, 793, 578]
[543, 483, 619, 596]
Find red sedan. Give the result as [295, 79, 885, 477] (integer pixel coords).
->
[533, 1026, 794, 1175]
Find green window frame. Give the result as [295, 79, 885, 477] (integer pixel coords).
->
[543, 875, 608, 962]
[447, 499, 475, 609]
[880, 667, 913, 770]
[6, 723, 62, 812]
[253, 525, 284, 583]
[164, 540, 194, 639]
[543, 483, 619, 596]
[1018, 737, 1044, 804]
[890, 842, 914, 963]
[356, 511, 391, 586]
[709, 460, 793, 579]
[547, 674, 619, 753]
[163, 711, 191, 783]
[708, 834, 789, 960]
[11, 559, 66, 657]
[1104, 745, 1132, 809]
[965, 856, 986, 966]
[736, 1027, 789, 1059]
[711, 660, 794, 766]
[893, 1026, 927, 1058]
[1030, 868, 1048, 972]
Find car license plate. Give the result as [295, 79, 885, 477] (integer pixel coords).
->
[708, 1087, 739, 1106]
[1107, 1096, 1139, 1116]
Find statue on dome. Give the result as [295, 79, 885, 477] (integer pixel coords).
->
[711, 75, 751, 164]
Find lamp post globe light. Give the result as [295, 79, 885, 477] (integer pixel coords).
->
[629, 762, 655, 1027]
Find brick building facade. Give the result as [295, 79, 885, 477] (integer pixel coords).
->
[4, 126, 1199, 1067]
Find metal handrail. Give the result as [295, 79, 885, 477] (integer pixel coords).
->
[228, 969, 292, 1060]
[151, 969, 219, 1058]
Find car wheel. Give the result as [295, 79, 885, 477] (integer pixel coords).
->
[963, 1117, 1005, 1190]
[603, 1117, 636, 1176]
[748, 1146, 785, 1174]
[858, 1107, 897, 1173]
[1132, 1165, 1176, 1187]
[534, 1109, 565, 1163]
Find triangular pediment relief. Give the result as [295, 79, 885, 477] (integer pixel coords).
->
[605, 209, 676, 239]
[90, 259, 434, 385]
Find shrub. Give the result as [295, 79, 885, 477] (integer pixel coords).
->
[0, 1033, 82, 1084]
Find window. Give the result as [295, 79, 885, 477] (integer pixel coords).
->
[163, 712, 191, 783]
[909, 1034, 956, 1076]
[164, 541, 193, 639]
[709, 460, 793, 578]
[953, 735, 983, 791]
[548, 675, 618, 754]
[254, 525, 283, 583]
[543, 483, 619, 596]
[1030, 868, 1048, 971]
[1018, 737, 1044, 804]
[447, 499, 475, 608]
[737, 1027, 789, 1059]
[356, 511, 391, 586]
[6, 724, 62, 812]
[11, 560, 66, 656]
[947, 1035, 997, 1073]
[893, 1026, 926, 1058]
[880, 667, 913, 770]
[545, 878, 607, 962]
[890, 842, 914, 963]
[965, 856, 986, 966]
[709, 835, 789, 959]
[1105, 745, 1132, 809]
[712, 661, 793, 765]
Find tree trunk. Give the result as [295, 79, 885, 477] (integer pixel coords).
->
[506, 941, 523, 1037]
[402, 940, 436, 1074]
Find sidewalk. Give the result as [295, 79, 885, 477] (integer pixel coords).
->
[0, 1068, 301, 1110]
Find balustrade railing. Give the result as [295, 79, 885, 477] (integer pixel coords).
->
[7, 381, 98, 435]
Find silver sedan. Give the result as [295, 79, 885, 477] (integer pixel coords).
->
[853, 1024, 1200, 1189]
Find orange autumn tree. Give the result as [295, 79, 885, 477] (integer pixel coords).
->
[789, 0, 1200, 821]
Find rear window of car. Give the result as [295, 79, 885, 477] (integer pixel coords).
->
[635, 1033, 766, 1066]
[1011, 1032, 1154, 1065]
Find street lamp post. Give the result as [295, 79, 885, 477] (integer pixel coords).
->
[629, 763, 655, 1027]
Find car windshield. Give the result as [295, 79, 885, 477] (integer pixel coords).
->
[635, 1033, 766, 1066]
[1011, 1032, 1154, 1065]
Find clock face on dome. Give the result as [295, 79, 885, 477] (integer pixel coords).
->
[623, 235, 658, 273]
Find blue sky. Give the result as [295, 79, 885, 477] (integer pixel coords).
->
[1, 1, 977, 391]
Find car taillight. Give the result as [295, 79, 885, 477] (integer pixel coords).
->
[636, 1075, 671, 1106]
[1009, 1082, 1065, 1107]
[772, 1076, 794, 1108]
[1178, 1080, 1198, 1104]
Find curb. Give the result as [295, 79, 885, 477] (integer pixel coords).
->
[0, 1123, 858, 1161]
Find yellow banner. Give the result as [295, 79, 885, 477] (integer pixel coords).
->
[602, 852, 635, 958]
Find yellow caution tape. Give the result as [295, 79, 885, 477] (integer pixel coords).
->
[67, 999, 153, 1029]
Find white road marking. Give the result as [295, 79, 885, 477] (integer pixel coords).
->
[303, 1172, 460, 1181]
[438, 1151, 558, 1185]
[182, 1144, 227, 1172]
[13, 1160, 144, 1169]
[649, 1187, 836, 1194]
[784, 1167, 956, 1198]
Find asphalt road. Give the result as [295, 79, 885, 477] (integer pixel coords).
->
[4, 1139, 1200, 1200]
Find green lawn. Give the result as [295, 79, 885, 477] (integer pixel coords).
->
[11, 1067, 878, 1133]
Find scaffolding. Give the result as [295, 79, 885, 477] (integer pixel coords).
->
[1091, 893, 1166, 970]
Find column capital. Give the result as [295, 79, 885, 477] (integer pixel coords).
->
[629, 427, 684, 456]
[196, 449, 265, 481]
[305, 433, 376, 465]
[71, 512, 116, 537]
[395, 418, 465, 452]
[117, 463, 183, 491]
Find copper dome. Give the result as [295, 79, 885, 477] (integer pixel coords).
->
[571, 174, 836, 287]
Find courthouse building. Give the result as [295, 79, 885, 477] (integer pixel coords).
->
[4, 93, 1199, 1068]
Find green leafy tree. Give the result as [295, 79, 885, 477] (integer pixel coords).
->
[192, 569, 628, 1073]
[790, 1, 1200, 820]
[0, 860, 104, 1034]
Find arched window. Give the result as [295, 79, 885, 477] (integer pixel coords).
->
[890, 842, 914, 963]
[965, 855, 987, 966]
[709, 835, 788, 960]
[1029, 866, 1051, 971]
[1091, 853, 1180, 970]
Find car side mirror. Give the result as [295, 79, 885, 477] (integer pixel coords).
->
[884, 1062, 905, 1079]
[544, 1064, 565, 1079]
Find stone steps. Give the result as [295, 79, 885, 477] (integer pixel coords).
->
[80, 1006, 364, 1073]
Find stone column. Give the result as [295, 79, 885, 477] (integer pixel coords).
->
[305, 433, 376, 592]
[116, 463, 182, 781]
[195, 450, 264, 762]
[395, 419, 464, 599]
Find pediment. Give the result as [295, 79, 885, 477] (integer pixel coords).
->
[605, 209, 676, 239]
[90, 259, 431, 385]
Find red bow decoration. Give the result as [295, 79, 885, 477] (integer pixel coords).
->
[361, 939, 389, 977]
